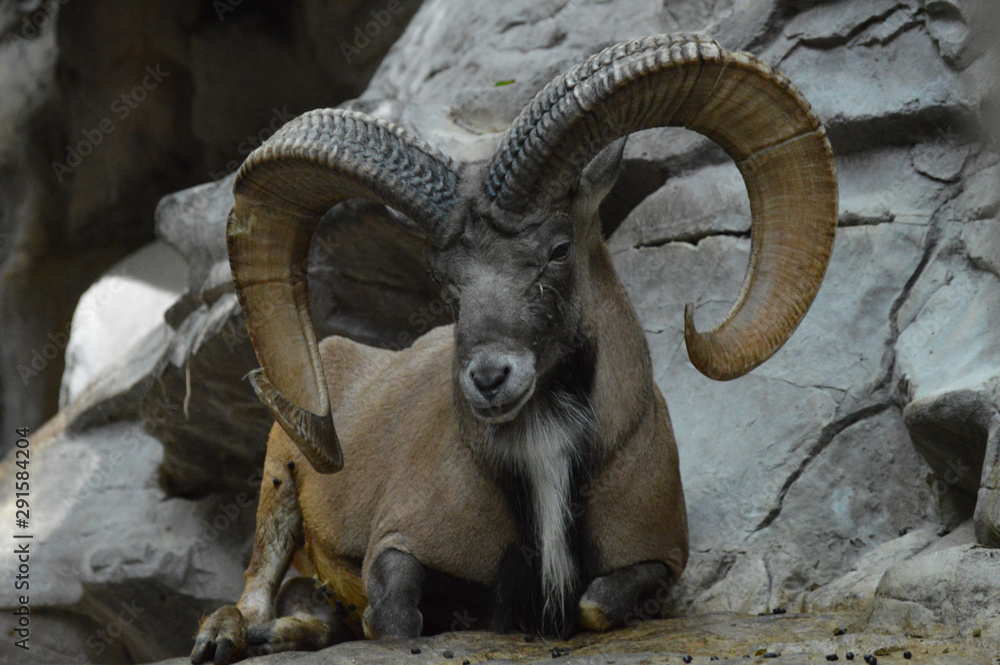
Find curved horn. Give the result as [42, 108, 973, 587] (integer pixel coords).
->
[229, 109, 460, 472]
[485, 34, 837, 380]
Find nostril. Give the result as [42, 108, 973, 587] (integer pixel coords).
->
[471, 363, 510, 397]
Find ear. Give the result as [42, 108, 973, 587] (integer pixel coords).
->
[575, 136, 627, 219]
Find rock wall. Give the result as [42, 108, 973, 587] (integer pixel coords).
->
[0, 0, 998, 663]
[0, 0, 421, 459]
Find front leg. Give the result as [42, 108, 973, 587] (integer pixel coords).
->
[192, 450, 302, 664]
[362, 548, 427, 639]
[578, 561, 673, 631]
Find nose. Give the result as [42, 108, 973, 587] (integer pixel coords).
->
[469, 359, 511, 399]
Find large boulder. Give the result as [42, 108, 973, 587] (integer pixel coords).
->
[0, 417, 257, 664]
[862, 543, 1000, 641]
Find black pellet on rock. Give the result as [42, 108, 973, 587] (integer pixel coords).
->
[462, 661, 470, 665]
[826, 655, 839, 661]
[845, 653, 854, 660]
[772, 607, 786, 614]
[287, 461, 295, 470]
[763, 653, 779, 659]
[834, 628, 847, 636]
[411, 647, 421, 655]
[272, 477, 281, 487]
[711, 658, 720, 661]
[864, 655, 877, 665]
[683, 656, 692, 664]
[443, 650, 453, 658]
[903, 652, 912, 659]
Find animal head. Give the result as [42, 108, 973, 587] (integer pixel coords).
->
[226, 34, 838, 472]
[422, 144, 623, 424]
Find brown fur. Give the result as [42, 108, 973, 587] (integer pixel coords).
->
[274, 239, 686, 616]
[193, 154, 687, 664]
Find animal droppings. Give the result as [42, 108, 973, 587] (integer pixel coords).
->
[443, 650, 454, 658]
[763, 653, 779, 659]
[683, 656, 693, 663]
[903, 652, 912, 660]
[863, 655, 877, 665]
[411, 647, 422, 655]
[845, 653, 855, 660]
[826, 655, 839, 661]
[287, 461, 295, 470]
[834, 628, 847, 636]
[272, 477, 281, 487]
[772, 607, 786, 614]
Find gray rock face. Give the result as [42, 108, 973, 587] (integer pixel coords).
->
[862, 543, 1000, 640]
[0, 0, 422, 459]
[60, 242, 187, 409]
[0, 418, 257, 664]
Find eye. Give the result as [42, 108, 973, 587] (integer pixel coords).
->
[549, 241, 571, 263]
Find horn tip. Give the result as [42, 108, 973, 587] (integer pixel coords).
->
[247, 368, 345, 474]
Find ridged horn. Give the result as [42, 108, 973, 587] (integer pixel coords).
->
[485, 34, 837, 380]
[229, 108, 460, 472]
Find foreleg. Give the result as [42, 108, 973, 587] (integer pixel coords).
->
[362, 548, 426, 639]
[578, 561, 674, 631]
[191, 454, 303, 664]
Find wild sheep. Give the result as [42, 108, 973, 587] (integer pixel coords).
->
[191, 33, 837, 664]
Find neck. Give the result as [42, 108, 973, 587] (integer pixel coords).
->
[583, 242, 655, 451]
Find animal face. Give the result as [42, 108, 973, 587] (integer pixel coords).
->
[426, 206, 586, 424]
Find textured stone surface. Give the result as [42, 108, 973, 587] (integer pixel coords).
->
[146, 612, 998, 665]
[862, 543, 1000, 641]
[0, 0, 421, 458]
[0, 417, 256, 664]
[60, 242, 187, 408]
